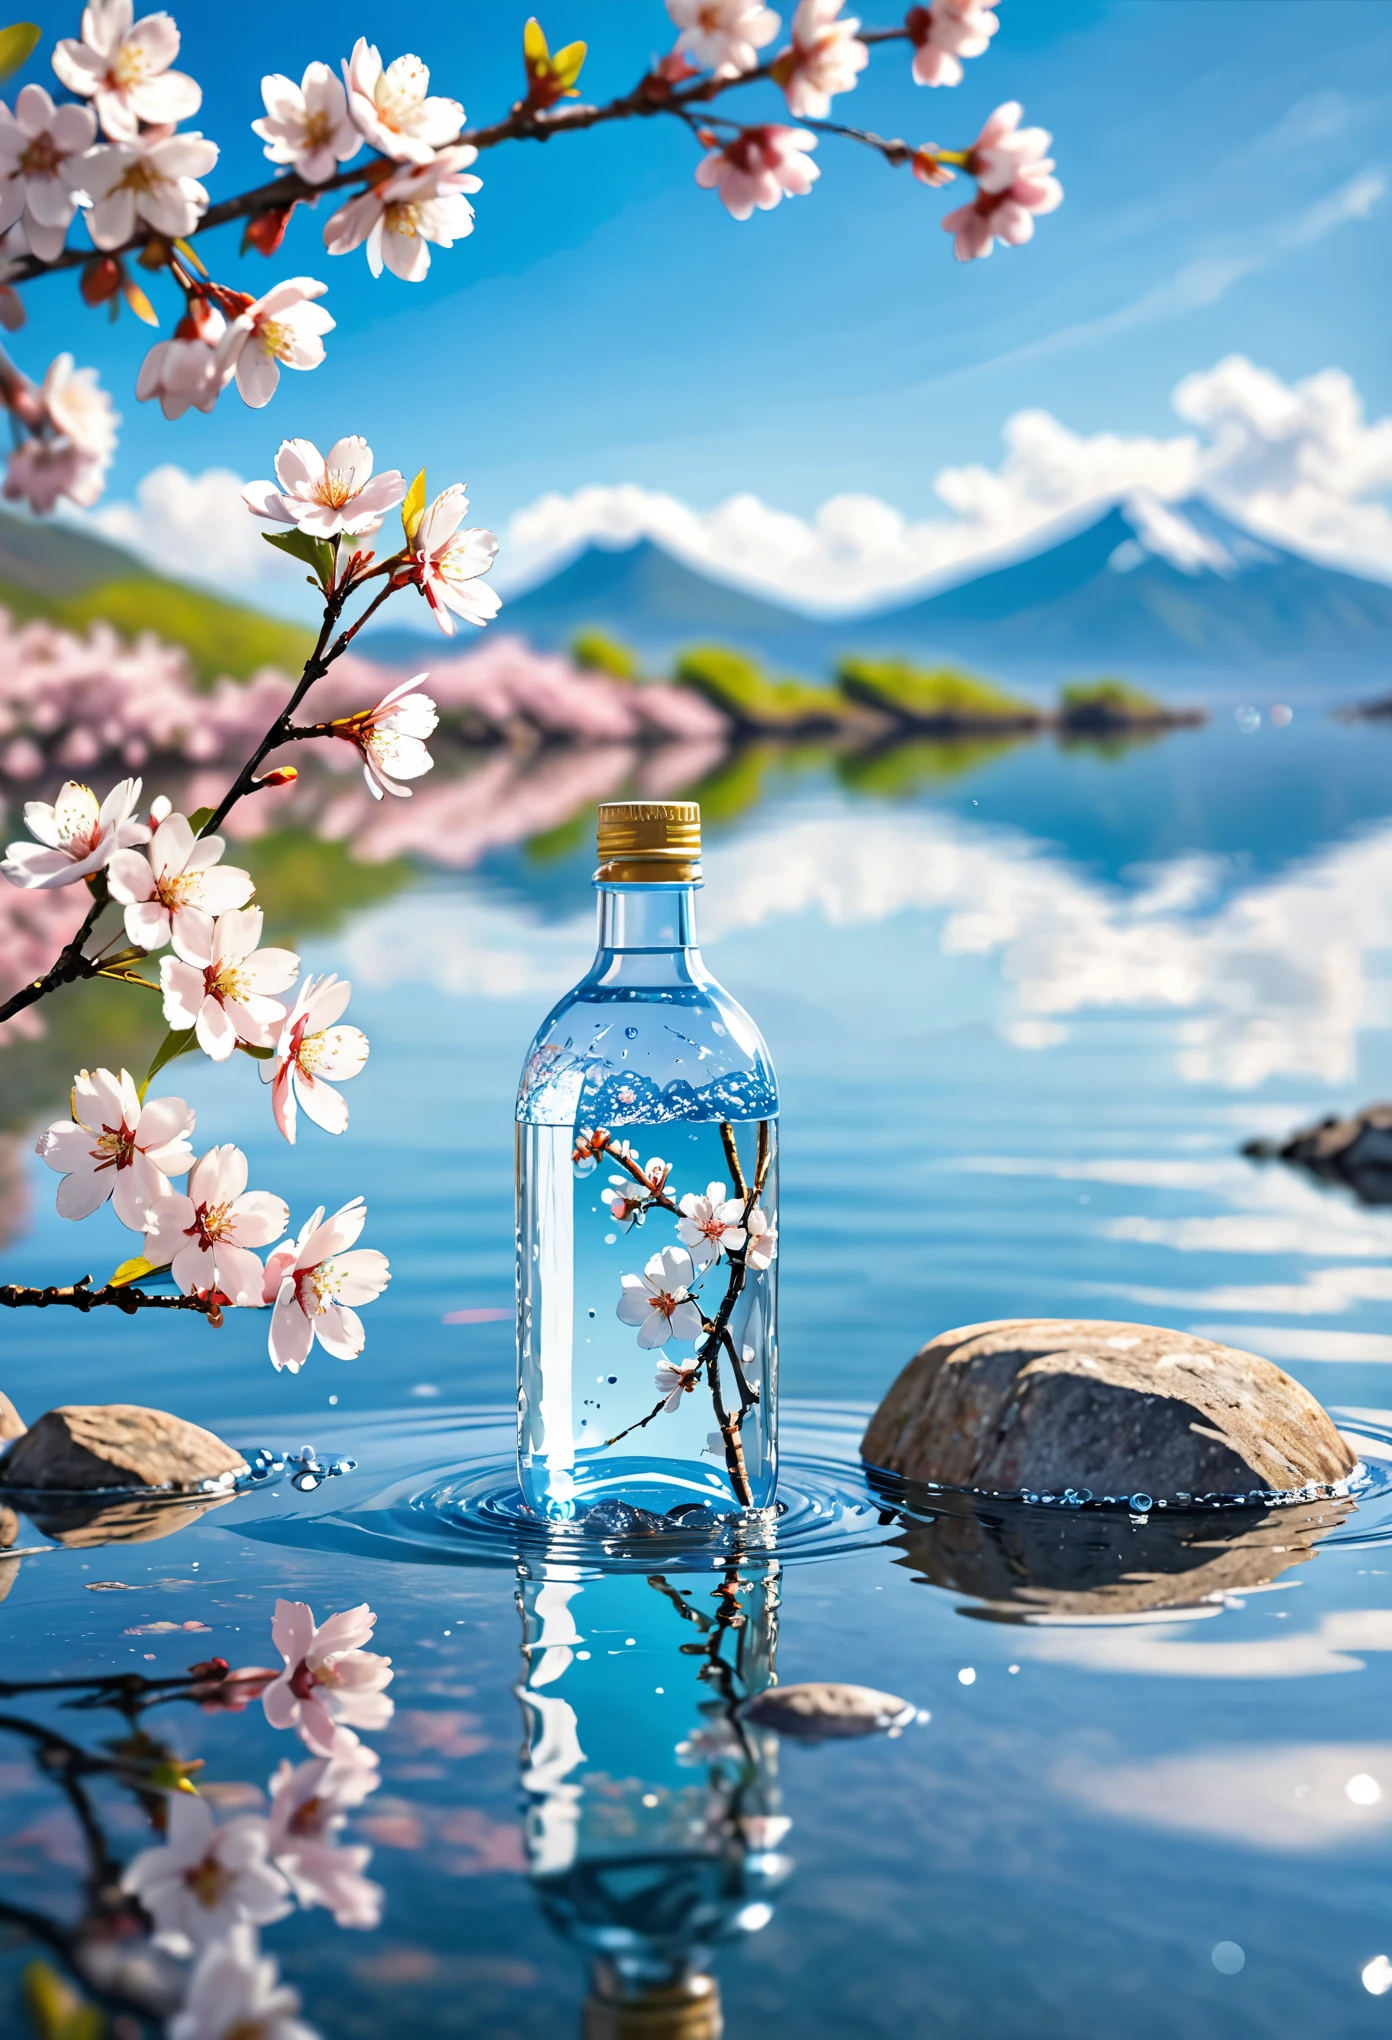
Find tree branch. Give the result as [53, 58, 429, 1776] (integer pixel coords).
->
[0, 882, 109, 1026]
[0, 1277, 222, 1324]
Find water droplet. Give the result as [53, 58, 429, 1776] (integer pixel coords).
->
[1362, 1955, 1392, 1996]
[1211, 1942, 1245, 1975]
[1235, 704, 1261, 734]
[625, 1026, 638, 1039]
[1130, 1493, 1154, 1513]
[1346, 1772, 1381, 1806]
[607, 1375, 618, 1385]
[958, 1667, 976, 1686]
[588, 1309, 596, 1318]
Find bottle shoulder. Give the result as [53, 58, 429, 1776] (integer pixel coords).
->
[516, 959, 778, 1127]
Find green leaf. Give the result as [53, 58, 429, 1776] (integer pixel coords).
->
[109, 1255, 165, 1290]
[0, 24, 41, 83]
[21, 1960, 103, 2040]
[186, 806, 215, 833]
[140, 1026, 197, 1100]
[263, 526, 335, 590]
[401, 467, 426, 545]
[236, 1040, 275, 1060]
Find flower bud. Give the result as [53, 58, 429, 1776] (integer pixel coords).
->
[80, 256, 122, 306]
[254, 765, 298, 789]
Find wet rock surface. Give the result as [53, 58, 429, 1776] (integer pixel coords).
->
[0, 1405, 247, 1493]
[27, 1492, 237, 1546]
[0, 1392, 24, 1441]
[861, 1319, 1356, 1497]
[1243, 1103, 1392, 1205]
[739, 1682, 915, 1741]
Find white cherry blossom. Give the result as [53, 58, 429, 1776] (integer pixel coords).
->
[42, 352, 118, 464]
[136, 299, 227, 419]
[120, 1794, 290, 1957]
[35, 1065, 193, 1228]
[408, 485, 500, 635]
[214, 277, 334, 410]
[943, 103, 1062, 261]
[264, 974, 368, 1144]
[4, 436, 105, 513]
[617, 1244, 705, 1349]
[254, 62, 360, 184]
[667, 0, 781, 79]
[143, 1143, 288, 1306]
[1, 775, 145, 888]
[744, 1205, 778, 1269]
[322, 148, 481, 283]
[52, 0, 201, 143]
[695, 125, 818, 220]
[159, 905, 299, 1062]
[262, 1600, 394, 1757]
[676, 1181, 747, 1269]
[170, 1925, 319, 2040]
[655, 1355, 701, 1411]
[107, 810, 254, 952]
[242, 435, 405, 540]
[268, 1747, 383, 1929]
[81, 131, 218, 249]
[261, 1197, 390, 1373]
[336, 674, 438, 799]
[0, 86, 96, 262]
[342, 39, 464, 163]
[907, 0, 998, 87]
[776, 0, 867, 118]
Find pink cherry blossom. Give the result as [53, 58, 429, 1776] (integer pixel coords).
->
[262, 1600, 394, 1756]
[1, 775, 144, 888]
[0, 85, 97, 262]
[267, 1747, 383, 1929]
[169, 1925, 317, 2040]
[264, 974, 368, 1143]
[695, 124, 818, 221]
[906, 0, 998, 88]
[43, 353, 118, 466]
[341, 38, 464, 163]
[334, 674, 438, 799]
[136, 298, 226, 419]
[408, 486, 500, 635]
[242, 435, 405, 541]
[667, 0, 781, 79]
[3, 436, 104, 513]
[261, 1197, 390, 1373]
[942, 102, 1062, 260]
[108, 809, 254, 952]
[142, 1143, 288, 1306]
[120, 1795, 290, 1956]
[81, 130, 218, 249]
[214, 277, 334, 410]
[676, 1181, 748, 1269]
[159, 905, 299, 1062]
[744, 1205, 778, 1269]
[254, 62, 360, 184]
[322, 148, 481, 283]
[655, 1354, 701, 1411]
[52, 0, 202, 144]
[617, 1244, 705, 1349]
[775, 1, 867, 118]
[35, 1065, 193, 1228]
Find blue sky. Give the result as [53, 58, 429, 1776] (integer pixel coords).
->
[9, 0, 1392, 615]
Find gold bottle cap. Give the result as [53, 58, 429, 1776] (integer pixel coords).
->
[584, 1974, 722, 2040]
[596, 801, 701, 884]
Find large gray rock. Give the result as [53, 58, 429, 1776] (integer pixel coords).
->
[1244, 1104, 1392, 1205]
[861, 1319, 1355, 1497]
[739, 1682, 914, 1741]
[0, 1405, 246, 1493]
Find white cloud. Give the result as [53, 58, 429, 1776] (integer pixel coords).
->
[74, 462, 309, 607]
[1025, 1611, 1392, 1680]
[1063, 1739, 1392, 1844]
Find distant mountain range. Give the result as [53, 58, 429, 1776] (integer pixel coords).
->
[365, 494, 1392, 678]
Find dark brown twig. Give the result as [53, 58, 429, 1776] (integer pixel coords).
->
[0, 1277, 221, 1324]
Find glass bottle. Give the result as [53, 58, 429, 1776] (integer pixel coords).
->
[515, 801, 779, 1521]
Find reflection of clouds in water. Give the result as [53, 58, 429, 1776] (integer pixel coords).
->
[1189, 1326, 1392, 1364]
[1061, 1741, 1392, 1851]
[1023, 1608, 1392, 1679]
[346, 892, 590, 1000]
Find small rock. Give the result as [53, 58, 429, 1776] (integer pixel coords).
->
[739, 1682, 915, 1741]
[0, 1405, 247, 1493]
[0, 1392, 24, 1441]
[861, 1319, 1356, 1496]
[1243, 1104, 1392, 1205]
[29, 1493, 236, 1547]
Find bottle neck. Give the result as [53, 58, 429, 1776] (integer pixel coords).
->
[596, 882, 699, 955]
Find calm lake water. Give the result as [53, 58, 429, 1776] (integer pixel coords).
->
[5, 706, 1392, 2037]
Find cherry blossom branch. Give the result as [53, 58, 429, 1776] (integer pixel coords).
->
[0, 1276, 222, 1323]
[0, 880, 109, 1025]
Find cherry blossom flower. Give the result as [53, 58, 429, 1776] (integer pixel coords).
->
[242, 435, 405, 541]
[121, 1794, 290, 1957]
[3, 436, 104, 513]
[159, 905, 299, 1062]
[905, 0, 998, 87]
[42, 352, 118, 466]
[53, 0, 202, 144]
[667, 0, 781, 79]
[655, 1355, 701, 1411]
[169, 1925, 319, 2040]
[142, 1143, 288, 1306]
[264, 974, 368, 1143]
[35, 1065, 193, 1227]
[254, 62, 360, 184]
[943, 102, 1062, 260]
[744, 1205, 778, 1269]
[108, 810, 254, 952]
[262, 1600, 394, 1757]
[774, 1, 867, 118]
[268, 1748, 383, 1929]
[136, 298, 226, 419]
[911, 145, 956, 189]
[322, 148, 481, 283]
[333, 675, 438, 799]
[81, 131, 218, 249]
[214, 277, 334, 410]
[676, 1181, 747, 1269]
[572, 1125, 609, 1172]
[0, 86, 97, 262]
[695, 125, 818, 221]
[408, 486, 500, 634]
[261, 1197, 390, 1373]
[617, 1244, 705, 1349]
[606, 1155, 672, 1222]
[341, 39, 464, 162]
[1, 774, 144, 888]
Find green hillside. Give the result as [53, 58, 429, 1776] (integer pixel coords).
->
[0, 509, 314, 684]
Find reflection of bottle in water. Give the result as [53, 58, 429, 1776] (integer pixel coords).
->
[516, 1560, 789, 2037]
[515, 802, 779, 1520]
